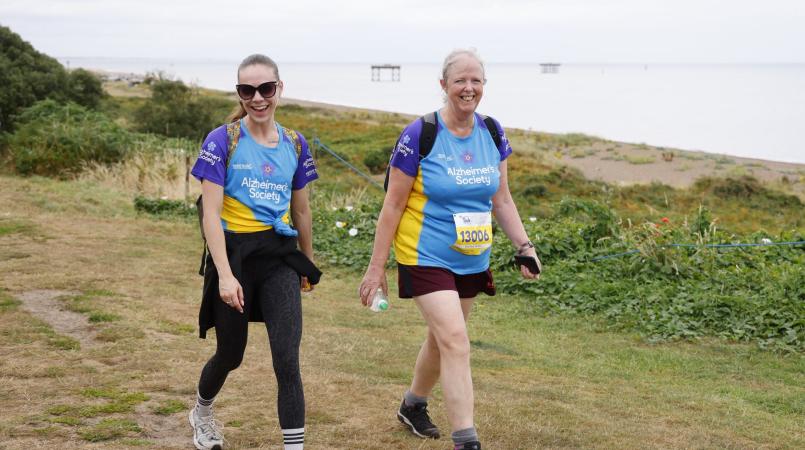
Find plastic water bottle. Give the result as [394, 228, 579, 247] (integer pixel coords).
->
[370, 290, 389, 312]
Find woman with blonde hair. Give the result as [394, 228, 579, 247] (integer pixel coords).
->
[189, 53, 321, 450]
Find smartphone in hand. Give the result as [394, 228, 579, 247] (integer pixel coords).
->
[514, 255, 541, 274]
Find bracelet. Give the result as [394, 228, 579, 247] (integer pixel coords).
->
[517, 240, 535, 254]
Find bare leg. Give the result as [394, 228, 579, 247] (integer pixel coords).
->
[413, 291, 474, 431]
[410, 297, 474, 397]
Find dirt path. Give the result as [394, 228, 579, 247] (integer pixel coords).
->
[17, 290, 93, 347]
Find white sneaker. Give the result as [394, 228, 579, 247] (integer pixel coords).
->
[189, 406, 224, 450]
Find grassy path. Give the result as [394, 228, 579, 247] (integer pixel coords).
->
[0, 175, 802, 449]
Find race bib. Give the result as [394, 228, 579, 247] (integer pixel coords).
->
[451, 212, 493, 255]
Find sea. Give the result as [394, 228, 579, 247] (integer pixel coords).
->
[59, 57, 805, 164]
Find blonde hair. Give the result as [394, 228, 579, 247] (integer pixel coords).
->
[226, 54, 281, 123]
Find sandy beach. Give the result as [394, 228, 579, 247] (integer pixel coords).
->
[100, 76, 805, 199]
[281, 97, 805, 198]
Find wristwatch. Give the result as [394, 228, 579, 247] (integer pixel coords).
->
[517, 240, 535, 254]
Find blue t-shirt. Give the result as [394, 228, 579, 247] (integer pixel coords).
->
[191, 119, 318, 233]
[390, 112, 512, 274]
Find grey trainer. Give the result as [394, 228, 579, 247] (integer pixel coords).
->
[189, 406, 224, 450]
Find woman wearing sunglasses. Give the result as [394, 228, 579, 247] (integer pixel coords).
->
[359, 49, 540, 450]
[188, 54, 321, 450]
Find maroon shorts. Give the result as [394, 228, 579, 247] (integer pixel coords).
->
[397, 264, 496, 299]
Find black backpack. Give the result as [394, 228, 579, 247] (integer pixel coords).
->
[383, 111, 502, 191]
[196, 120, 303, 275]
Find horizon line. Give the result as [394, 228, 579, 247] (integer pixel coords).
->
[55, 56, 805, 66]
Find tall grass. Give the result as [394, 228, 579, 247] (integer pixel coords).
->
[80, 136, 198, 200]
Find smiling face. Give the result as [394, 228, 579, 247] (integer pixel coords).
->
[440, 54, 485, 118]
[237, 63, 282, 124]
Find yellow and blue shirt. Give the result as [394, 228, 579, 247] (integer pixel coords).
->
[191, 119, 318, 233]
[390, 112, 512, 274]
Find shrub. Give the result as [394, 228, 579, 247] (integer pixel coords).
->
[712, 176, 762, 198]
[134, 196, 195, 218]
[363, 147, 390, 174]
[134, 77, 233, 142]
[66, 68, 105, 109]
[489, 204, 805, 352]
[694, 176, 802, 210]
[6, 100, 133, 177]
[521, 183, 548, 198]
[313, 202, 382, 270]
[556, 198, 620, 244]
[0, 25, 104, 132]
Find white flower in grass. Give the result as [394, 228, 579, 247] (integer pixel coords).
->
[348, 228, 358, 237]
[760, 238, 772, 244]
[335, 221, 346, 228]
[528, 216, 537, 222]
[345, 205, 354, 211]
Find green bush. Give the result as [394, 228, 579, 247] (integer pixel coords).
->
[521, 183, 548, 198]
[66, 68, 105, 109]
[0, 25, 104, 133]
[134, 196, 195, 218]
[308, 197, 805, 352]
[694, 176, 802, 210]
[6, 99, 133, 177]
[363, 147, 390, 174]
[490, 205, 805, 352]
[134, 77, 232, 142]
[313, 202, 381, 270]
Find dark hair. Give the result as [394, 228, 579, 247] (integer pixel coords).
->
[226, 54, 281, 122]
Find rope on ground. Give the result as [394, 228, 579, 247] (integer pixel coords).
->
[313, 137, 384, 190]
[590, 240, 805, 262]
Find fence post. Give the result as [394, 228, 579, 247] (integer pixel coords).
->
[184, 149, 191, 202]
[310, 134, 318, 200]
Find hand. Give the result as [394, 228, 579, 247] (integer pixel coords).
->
[219, 274, 244, 313]
[359, 265, 388, 307]
[301, 276, 313, 293]
[518, 248, 542, 280]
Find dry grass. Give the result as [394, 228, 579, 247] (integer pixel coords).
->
[79, 146, 199, 201]
[0, 174, 803, 449]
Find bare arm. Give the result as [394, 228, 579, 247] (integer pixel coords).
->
[491, 160, 541, 278]
[291, 187, 314, 260]
[201, 180, 245, 312]
[291, 186, 315, 291]
[358, 167, 415, 305]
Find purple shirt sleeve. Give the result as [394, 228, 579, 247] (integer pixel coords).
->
[292, 132, 319, 190]
[191, 125, 229, 186]
[488, 116, 512, 161]
[389, 119, 423, 177]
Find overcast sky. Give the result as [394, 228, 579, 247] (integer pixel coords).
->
[2, 0, 804, 64]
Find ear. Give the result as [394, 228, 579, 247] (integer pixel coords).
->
[277, 80, 285, 97]
[439, 78, 447, 91]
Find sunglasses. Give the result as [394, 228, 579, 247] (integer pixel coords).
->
[235, 81, 278, 100]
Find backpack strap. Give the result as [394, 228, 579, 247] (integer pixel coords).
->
[383, 112, 438, 191]
[422, 112, 501, 153]
[282, 127, 303, 158]
[418, 111, 438, 158]
[225, 120, 241, 167]
[383, 112, 501, 192]
[479, 114, 502, 149]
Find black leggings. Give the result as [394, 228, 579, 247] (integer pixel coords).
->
[197, 263, 304, 429]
